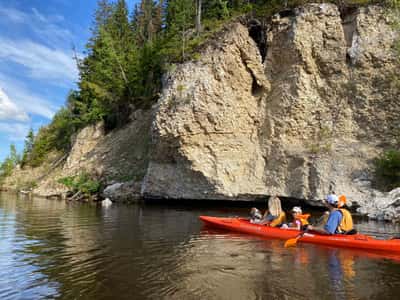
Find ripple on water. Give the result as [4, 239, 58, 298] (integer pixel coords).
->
[1, 193, 400, 300]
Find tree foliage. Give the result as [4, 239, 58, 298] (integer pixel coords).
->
[375, 150, 400, 190]
[21, 128, 34, 166]
[0, 144, 20, 182]
[58, 173, 101, 196]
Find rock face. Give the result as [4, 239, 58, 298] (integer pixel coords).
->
[358, 188, 400, 222]
[102, 180, 142, 203]
[62, 109, 152, 183]
[3, 4, 399, 220]
[143, 22, 269, 200]
[4, 110, 152, 199]
[143, 3, 400, 217]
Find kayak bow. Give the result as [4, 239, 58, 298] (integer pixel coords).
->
[199, 216, 400, 254]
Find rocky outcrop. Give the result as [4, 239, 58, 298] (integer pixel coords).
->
[33, 123, 106, 197]
[102, 180, 142, 203]
[3, 110, 152, 199]
[143, 3, 400, 219]
[64, 122, 105, 170]
[143, 22, 270, 200]
[358, 188, 400, 222]
[2, 4, 398, 220]
[62, 109, 152, 184]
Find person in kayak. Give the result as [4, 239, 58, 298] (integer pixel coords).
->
[249, 207, 263, 223]
[284, 206, 310, 230]
[249, 195, 286, 226]
[314, 194, 348, 227]
[308, 194, 355, 234]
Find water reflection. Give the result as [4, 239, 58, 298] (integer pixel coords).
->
[197, 229, 400, 300]
[0, 192, 399, 300]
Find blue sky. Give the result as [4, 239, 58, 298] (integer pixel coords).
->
[0, 0, 138, 162]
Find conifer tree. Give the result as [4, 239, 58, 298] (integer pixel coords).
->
[1, 144, 19, 177]
[21, 128, 34, 165]
[9, 144, 19, 166]
[132, 0, 163, 46]
[79, 0, 139, 128]
[203, 0, 229, 20]
[165, 0, 195, 61]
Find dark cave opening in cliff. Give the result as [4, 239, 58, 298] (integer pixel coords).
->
[277, 9, 295, 18]
[339, 5, 358, 20]
[248, 19, 267, 62]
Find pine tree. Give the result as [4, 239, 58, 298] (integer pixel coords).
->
[9, 144, 19, 166]
[1, 144, 19, 177]
[132, 0, 163, 46]
[203, 0, 229, 20]
[21, 128, 35, 165]
[164, 0, 195, 61]
[78, 0, 140, 128]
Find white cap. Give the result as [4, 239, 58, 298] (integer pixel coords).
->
[291, 206, 302, 214]
[326, 194, 339, 205]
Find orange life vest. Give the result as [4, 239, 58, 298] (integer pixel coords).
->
[270, 211, 286, 227]
[338, 209, 353, 232]
[295, 214, 310, 226]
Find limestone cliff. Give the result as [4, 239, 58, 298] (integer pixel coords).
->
[3, 3, 399, 220]
[142, 4, 400, 219]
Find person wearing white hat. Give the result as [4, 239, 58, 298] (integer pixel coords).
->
[281, 206, 311, 230]
[290, 206, 310, 230]
[308, 194, 354, 234]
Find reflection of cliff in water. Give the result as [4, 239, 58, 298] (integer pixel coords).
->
[179, 230, 400, 300]
[4, 195, 206, 299]
[0, 193, 62, 298]
[1, 193, 400, 300]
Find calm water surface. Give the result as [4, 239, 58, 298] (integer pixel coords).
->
[0, 192, 399, 300]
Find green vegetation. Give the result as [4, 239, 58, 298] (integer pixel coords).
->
[375, 150, 400, 190]
[58, 173, 101, 196]
[373, 0, 400, 191]
[0, 144, 20, 184]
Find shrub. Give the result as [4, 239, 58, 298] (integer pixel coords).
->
[58, 173, 101, 196]
[375, 150, 400, 190]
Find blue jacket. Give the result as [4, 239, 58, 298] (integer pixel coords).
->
[324, 210, 343, 234]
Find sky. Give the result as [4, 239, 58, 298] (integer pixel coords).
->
[0, 0, 138, 162]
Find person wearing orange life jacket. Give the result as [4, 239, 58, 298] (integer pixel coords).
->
[315, 195, 347, 227]
[281, 206, 310, 230]
[291, 206, 310, 230]
[308, 194, 356, 235]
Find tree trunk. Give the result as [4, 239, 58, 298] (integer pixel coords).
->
[195, 0, 202, 35]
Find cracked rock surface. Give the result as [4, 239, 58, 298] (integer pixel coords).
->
[143, 4, 400, 220]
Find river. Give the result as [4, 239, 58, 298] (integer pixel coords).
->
[0, 192, 399, 299]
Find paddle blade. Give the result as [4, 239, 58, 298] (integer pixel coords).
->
[284, 238, 299, 248]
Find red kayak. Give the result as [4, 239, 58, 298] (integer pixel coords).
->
[199, 216, 400, 254]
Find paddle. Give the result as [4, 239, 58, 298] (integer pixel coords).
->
[284, 194, 347, 248]
[284, 231, 307, 248]
[284, 213, 329, 248]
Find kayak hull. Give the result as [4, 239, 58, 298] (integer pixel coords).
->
[199, 216, 400, 254]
